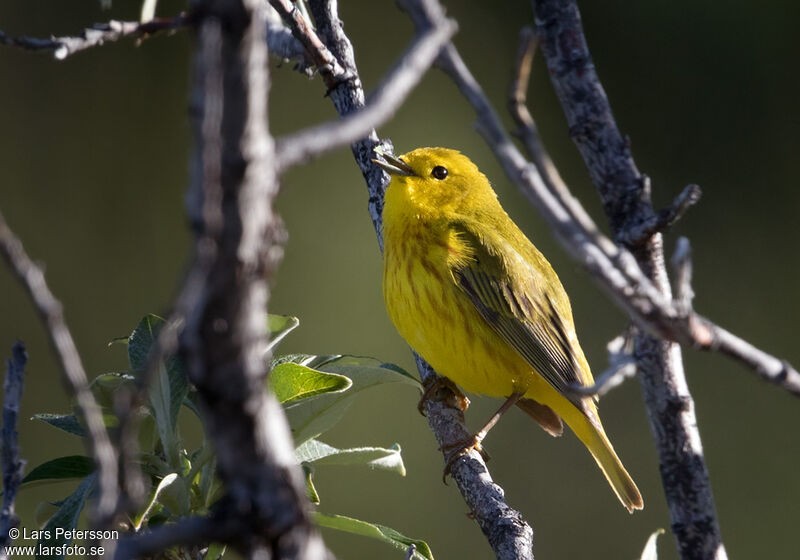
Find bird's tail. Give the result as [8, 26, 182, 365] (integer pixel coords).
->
[573, 412, 643, 513]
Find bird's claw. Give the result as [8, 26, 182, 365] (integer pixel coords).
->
[418, 376, 470, 416]
[439, 435, 491, 483]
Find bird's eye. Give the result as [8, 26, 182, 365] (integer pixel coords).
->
[431, 166, 448, 180]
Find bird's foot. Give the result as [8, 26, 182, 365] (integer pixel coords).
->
[418, 376, 470, 416]
[439, 434, 491, 483]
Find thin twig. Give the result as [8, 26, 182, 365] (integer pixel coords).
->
[671, 237, 694, 314]
[0, 11, 313, 71]
[115, 513, 234, 560]
[566, 333, 639, 398]
[0, 211, 119, 524]
[0, 15, 188, 59]
[0, 342, 26, 557]
[275, 16, 457, 170]
[508, 26, 621, 262]
[269, 0, 352, 90]
[620, 184, 703, 247]
[266, 6, 315, 74]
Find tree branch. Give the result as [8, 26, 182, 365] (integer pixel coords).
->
[274, 14, 457, 171]
[0, 10, 312, 71]
[530, 1, 725, 557]
[0, 15, 188, 59]
[175, 0, 327, 557]
[0, 212, 119, 524]
[115, 512, 235, 560]
[566, 331, 639, 398]
[0, 342, 26, 559]
[619, 183, 703, 247]
[269, 0, 351, 90]
[304, 0, 392, 250]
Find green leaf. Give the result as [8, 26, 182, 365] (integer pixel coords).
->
[129, 314, 189, 466]
[319, 355, 418, 384]
[36, 473, 97, 559]
[158, 473, 191, 517]
[23, 456, 95, 486]
[271, 353, 339, 369]
[107, 335, 129, 347]
[270, 362, 351, 404]
[149, 361, 181, 465]
[313, 512, 433, 560]
[302, 463, 320, 505]
[283, 355, 419, 444]
[267, 314, 300, 352]
[134, 473, 179, 530]
[89, 372, 135, 411]
[32, 414, 85, 437]
[296, 439, 406, 476]
[639, 529, 665, 560]
[128, 314, 164, 371]
[129, 315, 189, 427]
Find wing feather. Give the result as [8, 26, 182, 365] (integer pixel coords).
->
[451, 222, 585, 406]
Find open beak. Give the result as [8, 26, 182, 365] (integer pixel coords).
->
[372, 151, 417, 177]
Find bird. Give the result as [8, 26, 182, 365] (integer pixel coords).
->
[374, 146, 643, 513]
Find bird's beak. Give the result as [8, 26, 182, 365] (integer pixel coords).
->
[372, 152, 417, 177]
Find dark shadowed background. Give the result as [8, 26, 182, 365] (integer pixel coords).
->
[1, 1, 798, 558]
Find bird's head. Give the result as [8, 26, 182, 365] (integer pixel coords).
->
[373, 146, 497, 218]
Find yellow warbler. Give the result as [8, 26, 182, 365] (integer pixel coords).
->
[375, 146, 642, 513]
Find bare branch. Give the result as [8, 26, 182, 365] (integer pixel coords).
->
[0, 212, 119, 524]
[115, 513, 235, 560]
[275, 16, 457, 170]
[669, 239, 800, 396]
[174, 0, 328, 556]
[0, 342, 26, 558]
[414, 358, 535, 560]
[270, 0, 352, 90]
[531, 1, 725, 558]
[704, 324, 800, 394]
[671, 237, 695, 314]
[509, 28, 563, 198]
[0, 11, 312, 71]
[304, 0, 392, 250]
[266, 6, 314, 74]
[0, 15, 188, 59]
[566, 332, 639, 398]
[620, 183, 703, 247]
[508, 26, 622, 260]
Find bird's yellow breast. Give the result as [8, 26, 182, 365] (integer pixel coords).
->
[382, 206, 540, 398]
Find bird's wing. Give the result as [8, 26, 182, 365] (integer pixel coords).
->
[450, 222, 586, 407]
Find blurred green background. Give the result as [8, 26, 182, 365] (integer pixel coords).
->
[1, 0, 798, 558]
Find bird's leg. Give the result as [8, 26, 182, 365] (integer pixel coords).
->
[441, 392, 524, 480]
[418, 375, 470, 416]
